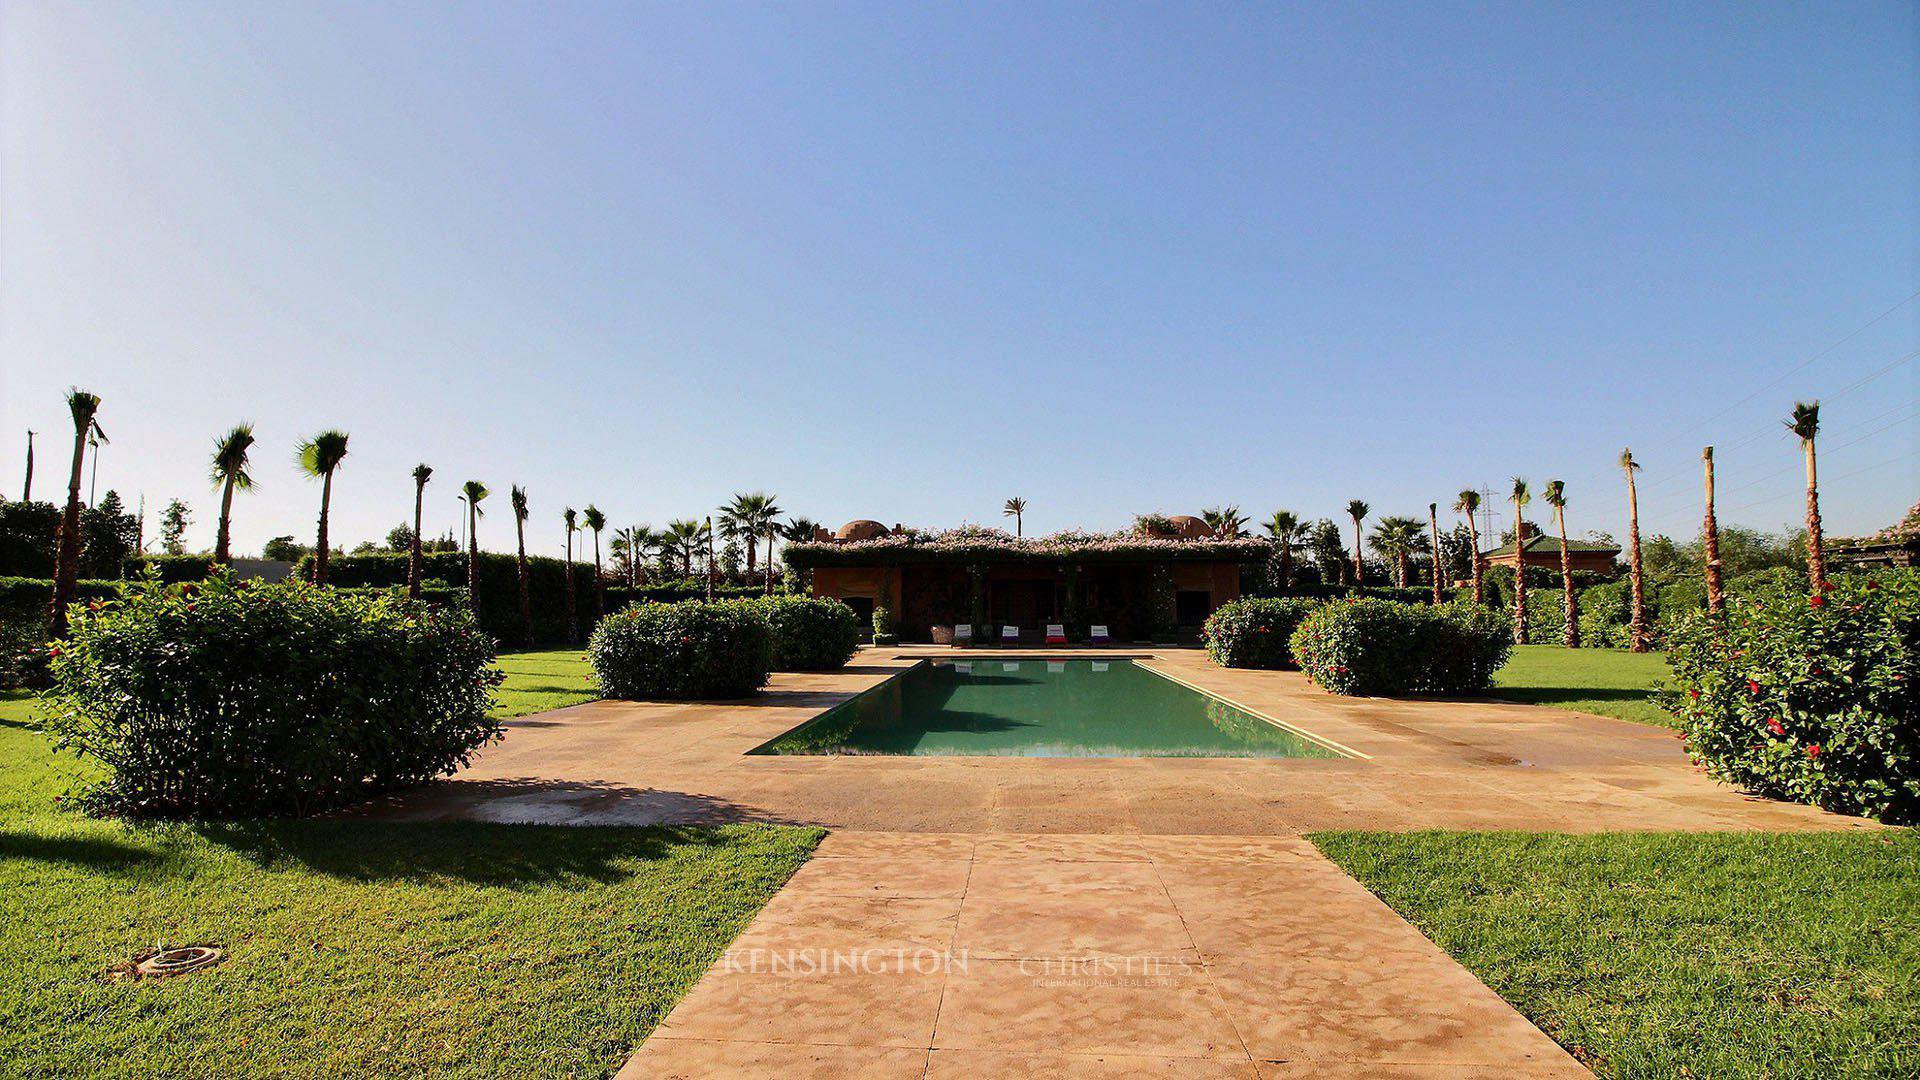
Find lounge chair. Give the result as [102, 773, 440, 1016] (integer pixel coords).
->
[1089, 624, 1112, 645]
[1045, 623, 1067, 644]
[1001, 625, 1020, 643]
[954, 623, 973, 645]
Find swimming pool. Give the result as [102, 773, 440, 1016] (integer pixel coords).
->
[751, 658, 1347, 758]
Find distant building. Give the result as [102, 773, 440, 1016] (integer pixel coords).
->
[1478, 523, 1620, 575]
[783, 517, 1268, 643]
[1832, 501, 1920, 570]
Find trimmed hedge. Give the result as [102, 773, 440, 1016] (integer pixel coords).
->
[298, 551, 598, 645]
[587, 599, 772, 699]
[1, 576, 121, 688]
[1202, 598, 1319, 669]
[46, 575, 503, 818]
[1290, 598, 1512, 696]
[748, 595, 861, 671]
[1664, 571, 1920, 824]
[1260, 582, 1434, 605]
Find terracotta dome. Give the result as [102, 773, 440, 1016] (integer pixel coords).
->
[1165, 514, 1214, 540]
[835, 519, 891, 541]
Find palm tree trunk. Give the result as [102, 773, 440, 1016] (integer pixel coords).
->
[468, 505, 480, 596]
[563, 529, 577, 644]
[314, 472, 334, 585]
[47, 424, 89, 637]
[1557, 506, 1578, 648]
[515, 518, 533, 648]
[1702, 447, 1724, 616]
[1428, 505, 1444, 605]
[1395, 551, 1409, 588]
[1351, 521, 1364, 585]
[1804, 439, 1826, 593]
[1466, 519, 1483, 605]
[1512, 507, 1529, 645]
[1279, 541, 1294, 593]
[214, 477, 237, 565]
[592, 532, 604, 619]
[1626, 470, 1649, 652]
[766, 530, 776, 594]
[408, 483, 425, 601]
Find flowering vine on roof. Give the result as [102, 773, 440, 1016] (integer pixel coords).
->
[783, 524, 1271, 566]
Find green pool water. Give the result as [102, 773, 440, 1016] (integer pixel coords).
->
[751, 659, 1346, 758]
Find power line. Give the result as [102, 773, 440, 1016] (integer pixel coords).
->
[1720, 452, 1917, 516]
[1638, 397, 1920, 510]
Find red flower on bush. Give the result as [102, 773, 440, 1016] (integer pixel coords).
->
[1866, 580, 1881, 591]
[1809, 594, 1826, 608]
[1807, 744, 1823, 758]
[1747, 679, 1762, 696]
[1688, 690, 1700, 700]
[1766, 717, 1785, 736]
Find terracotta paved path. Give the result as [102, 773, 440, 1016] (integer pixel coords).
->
[357, 647, 1878, 1077]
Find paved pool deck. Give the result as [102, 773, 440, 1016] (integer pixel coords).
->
[357, 646, 1877, 1077]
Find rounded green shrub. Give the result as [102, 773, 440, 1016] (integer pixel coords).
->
[588, 598, 771, 699]
[1663, 571, 1919, 824]
[748, 595, 861, 671]
[1289, 597, 1511, 696]
[1202, 597, 1319, 669]
[46, 575, 502, 818]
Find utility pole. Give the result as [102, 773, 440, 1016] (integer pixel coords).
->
[1478, 484, 1497, 547]
[22, 431, 33, 501]
[705, 515, 716, 600]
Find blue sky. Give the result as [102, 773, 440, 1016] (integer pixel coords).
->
[2, 2, 1913, 558]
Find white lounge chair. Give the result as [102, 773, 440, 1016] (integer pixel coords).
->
[1089, 624, 1112, 645]
[1045, 623, 1067, 644]
[1001, 625, 1021, 642]
[953, 623, 974, 644]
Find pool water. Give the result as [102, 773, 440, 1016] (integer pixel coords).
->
[751, 659, 1346, 758]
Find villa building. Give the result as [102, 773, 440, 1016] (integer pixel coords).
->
[1478, 523, 1621, 575]
[782, 516, 1270, 643]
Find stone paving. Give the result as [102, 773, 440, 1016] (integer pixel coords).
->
[357, 646, 1879, 1077]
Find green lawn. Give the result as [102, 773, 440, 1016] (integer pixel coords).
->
[1492, 644, 1677, 728]
[495, 647, 600, 718]
[0, 665, 816, 1078]
[1315, 830, 1920, 1079]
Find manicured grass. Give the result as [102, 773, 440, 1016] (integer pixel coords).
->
[0, 687, 817, 1078]
[495, 647, 600, 718]
[1492, 644, 1676, 728]
[1314, 830, 1920, 1079]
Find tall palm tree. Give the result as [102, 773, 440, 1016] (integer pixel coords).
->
[1701, 446, 1724, 616]
[720, 492, 782, 584]
[1508, 478, 1532, 644]
[510, 485, 534, 647]
[1263, 510, 1307, 592]
[1787, 402, 1826, 593]
[665, 519, 706, 577]
[784, 516, 822, 544]
[21, 429, 33, 501]
[1620, 448, 1649, 652]
[209, 423, 256, 566]
[1543, 480, 1578, 647]
[582, 505, 607, 618]
[1454, 489, 1484, 604]
[611, 526, 636, 587]
[1345, 500, 1370, 585]
[296, 430, 350, 584]
[1368, 516, 1425, 587]
[462, 480, 490, 596]
[48, 389, 101, 637]
[408, 464, 432, 600]
[562, 507, 579, 643]
[1002, 497, 1027, 537]
[1427, 503, 1444, 604]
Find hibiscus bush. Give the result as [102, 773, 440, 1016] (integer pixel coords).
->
[588, 598, 771, 699]
[46, 574, 502, 818]
[1202, 597, 1320, 669]
[748, 595, 861, 670]
[1290, 598, 1511, 696]
[1663, 570, 1919, 823]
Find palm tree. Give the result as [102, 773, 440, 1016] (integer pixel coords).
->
[209, 423, 256, 566]
[296, 430, 349, 584]
[784, 516, 823, 544]
[1701, 446, 1724, 616]
[582, 505, 607, 618]
[1620, 448, 1649, 652]
[665, 519, 706, 576]
[1345, 500, 1370, 585]
[1787, 402, 1826, 593]
[48, 389, 101, 637]
[408, 464, 432, 600]
[462, 480, 490, 596]
[21, 429, 33, 501]
[1508, 478, 1531, 644]
[1368, 516, 1425, 587]
[510, 485, 533, 647]
[1263, 510, 1308, 592]
[562, 507, 579, 643]
[1427, 503, 1444, 604]
[1543, 480, 1578, 647]
[1454, 489, 1484, 604]
[611, 526, 636, 587]
[1002, 497, 1027, 537]
[1202, 505, 1249, 539]
[720, 492, 782, 585]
